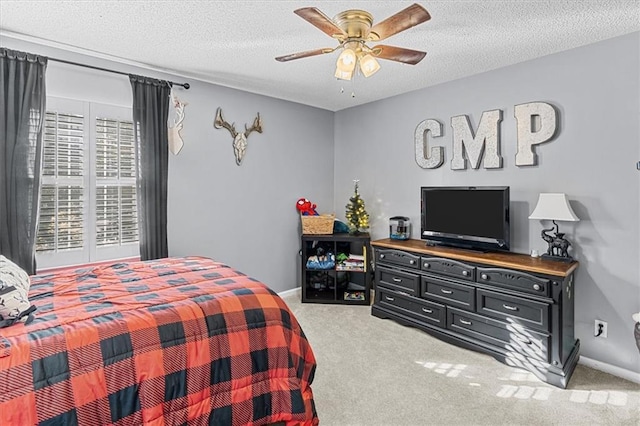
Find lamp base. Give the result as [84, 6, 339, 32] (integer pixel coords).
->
[540, 223, 575, 262]
[541, 253, 574, 263]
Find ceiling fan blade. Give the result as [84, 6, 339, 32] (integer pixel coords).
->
[368, 3, 431, 41]
[275, 48, 334, 62]
[294, 7, 347, 39]
[372, 45, 426, 65]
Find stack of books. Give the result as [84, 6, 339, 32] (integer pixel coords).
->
[336, 253, 366, 271]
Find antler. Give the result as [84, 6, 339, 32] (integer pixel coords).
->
[244, 113, 263, 137]
[214, 107, 238, 138]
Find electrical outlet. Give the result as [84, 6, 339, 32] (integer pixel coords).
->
[594, 320, 608, 338]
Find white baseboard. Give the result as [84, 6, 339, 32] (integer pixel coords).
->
[277, 287, 301, 298]
[579, 356, 640, 384]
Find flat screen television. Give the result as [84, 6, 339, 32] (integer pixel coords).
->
[420, 186, 510, 252]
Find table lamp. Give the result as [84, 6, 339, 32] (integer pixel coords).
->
[528, 193, 579, 262]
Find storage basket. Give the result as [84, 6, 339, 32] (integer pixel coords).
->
[300, 213, 335, 235]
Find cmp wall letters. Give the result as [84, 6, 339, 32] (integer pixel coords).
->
[415, 101, 558, 170]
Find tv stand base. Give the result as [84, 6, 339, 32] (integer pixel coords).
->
[425, 241, 490, 253]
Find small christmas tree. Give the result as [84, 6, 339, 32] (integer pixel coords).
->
[345, 179, 370, 234]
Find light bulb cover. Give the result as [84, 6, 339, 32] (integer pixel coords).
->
[336, 48, 357, 72]
[335, 66, 353, 80]
[359, 53, 380, 77]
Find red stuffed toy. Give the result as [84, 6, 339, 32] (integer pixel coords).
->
[296, 198, 318, 216]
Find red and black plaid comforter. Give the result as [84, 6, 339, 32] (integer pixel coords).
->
[0, 257, 317, 425]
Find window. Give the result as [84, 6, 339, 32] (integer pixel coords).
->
[36, 98, 138, 269]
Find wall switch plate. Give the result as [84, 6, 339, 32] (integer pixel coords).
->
[594, 320, 608, 338]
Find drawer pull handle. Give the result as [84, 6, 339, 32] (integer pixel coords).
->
[462, 270, 469, 276]
[421, 308, 433, 314]
[533, 284, 541, 291]
[481, 273, 488, 280]
[410, 260, 416, 265]
[423, 263, 430, 269]
[384, 296, 395, 302]
[392, 278, 403, 283]
[380, 254, 385, 259]
[440, 289, 453, 294]
[503, 304, 519, 311]
[460, 319, 472, 326]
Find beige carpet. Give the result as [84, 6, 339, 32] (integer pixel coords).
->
[282, 292, 640, 426]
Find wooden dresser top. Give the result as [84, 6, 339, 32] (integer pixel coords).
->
[371, 238, 578, 277]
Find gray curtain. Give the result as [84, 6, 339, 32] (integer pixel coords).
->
[0, 48, 48, 274]
[129, 75, 170, 260]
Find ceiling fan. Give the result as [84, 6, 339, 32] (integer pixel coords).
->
[275, 3, 431, 80]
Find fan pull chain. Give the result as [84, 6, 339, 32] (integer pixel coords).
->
[337, 72, 357, 98]
[350, 72, 356, 98]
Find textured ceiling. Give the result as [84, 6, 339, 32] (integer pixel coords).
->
[1, 1, 639, 111]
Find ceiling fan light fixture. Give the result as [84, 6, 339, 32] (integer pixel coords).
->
[277, 4, 431, 82]
[359, 53, 380, 77]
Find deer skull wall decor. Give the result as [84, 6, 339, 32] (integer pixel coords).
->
[214, 107, 263, 165]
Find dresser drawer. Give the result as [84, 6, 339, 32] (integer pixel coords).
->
[447, 307, 550, 363]
[421, 275, 475, 311]
[476, 289, 550, 332]
[377, 266, 420, 295]
[477, 267, 550, 297]
[377, 286, 446, 327]
[376, 249, 420, 269]
[421, 257, 475, 281]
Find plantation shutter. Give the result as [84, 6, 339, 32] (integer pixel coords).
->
[37, 111, 85, 252]
[36, 98, 138, 269]
[95, 118, 138, 247]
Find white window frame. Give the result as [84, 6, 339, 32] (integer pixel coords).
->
[36, 97, 139, 269]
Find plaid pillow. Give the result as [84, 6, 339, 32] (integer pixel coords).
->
[0, 255, 36, 327]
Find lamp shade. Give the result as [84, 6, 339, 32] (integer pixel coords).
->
[334, 67, 353, 80]
[336, 48, 357, 72]
[528, 193, 580, 222]
[359, 53, 380, 77]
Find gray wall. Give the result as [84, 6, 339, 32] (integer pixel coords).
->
[1, 36, 335, 294]
[165, 81, 335, 292]
[3, 32, 638, 375]
[333, 32, 640, 374]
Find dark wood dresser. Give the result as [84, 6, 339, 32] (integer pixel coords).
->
[371, 238, 579, 388]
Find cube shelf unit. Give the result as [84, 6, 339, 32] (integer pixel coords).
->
[301, 233, 371, 305]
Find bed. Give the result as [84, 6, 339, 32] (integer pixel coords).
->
[0, 256, 318, 425]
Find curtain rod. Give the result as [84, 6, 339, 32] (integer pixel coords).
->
[48, 57, 190, 89]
